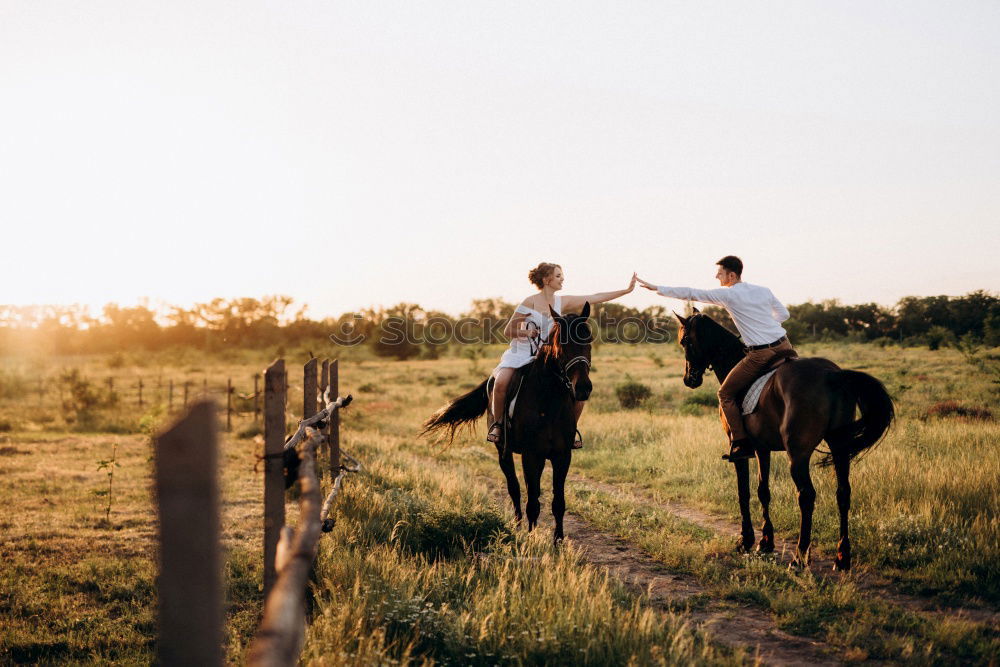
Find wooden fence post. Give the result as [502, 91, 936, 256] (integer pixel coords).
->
[319, 360, 330, 460]
[263, 360, 286, 598]
[154, 400, 223, 667]
[329, 359, 340, 477]
[226, 378, 233, 432]
[254, 374, 261, 424]
[303, 358, 318, 421]
[138, 379, 144, 408]
[320, 360, 329, 400]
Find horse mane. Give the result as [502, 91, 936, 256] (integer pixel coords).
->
[542, 321, 562, 361]
[693, 313, 743, 352]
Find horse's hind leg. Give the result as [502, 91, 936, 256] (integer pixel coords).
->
[756, 451, 774, 554]
[734, 459, 755, 552]
[788, 453, 816, 568]
[521, 453, 544, 532]
[550, 452, 570, 543]
[496, 443, 522, 523]
[832, 454, 851, 571]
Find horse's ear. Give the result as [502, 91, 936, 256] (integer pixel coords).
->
[580, 301, 590, 319]
[673, 311, 687, 325]
[549, 305, 560, 320]
[691, 306, 700, 314]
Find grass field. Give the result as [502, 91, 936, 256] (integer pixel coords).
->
[1, 340, 998, 664]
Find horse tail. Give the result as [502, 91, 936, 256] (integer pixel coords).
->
[420, 378, 490, 445]
[820, 370, 895, 467]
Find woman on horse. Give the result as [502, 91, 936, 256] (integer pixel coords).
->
[487, 262, 637, 448]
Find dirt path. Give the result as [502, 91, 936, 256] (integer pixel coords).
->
[570, 473, 1000, 629]
[474, 473, 841, 665]
[559, 511, 841, 666]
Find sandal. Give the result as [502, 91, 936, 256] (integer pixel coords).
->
[571, 429, 584, 449]
[486, 422, 502, 444]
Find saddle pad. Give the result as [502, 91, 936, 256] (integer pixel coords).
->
[487, 373, 526, 420]
[742, 369, 777, 415]
[508, 374, 526, 418]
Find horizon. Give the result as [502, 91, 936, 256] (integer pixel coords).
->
[1, 285, 996, 325]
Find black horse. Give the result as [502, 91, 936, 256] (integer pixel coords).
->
[676, 310, 894, 569]
[422, 304, 593, 542]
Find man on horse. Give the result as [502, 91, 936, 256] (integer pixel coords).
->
[637, 256, 795, 462]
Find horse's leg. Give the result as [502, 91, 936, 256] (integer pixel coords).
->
[734, 458, 755, 552]
[788, 453, 816, 568]
[496, 443, 522, 523]
[521, 452, 544, 532]
[833, 454, 851, 571]
[550, 451, 571, 543]
[756, 450, 774, 554]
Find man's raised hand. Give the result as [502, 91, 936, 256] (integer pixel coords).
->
[636, 275, 658, 291]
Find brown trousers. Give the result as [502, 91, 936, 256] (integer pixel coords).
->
[718, 339, 795, 441]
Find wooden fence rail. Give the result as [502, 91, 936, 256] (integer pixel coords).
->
[152, 357, 359, 666]
[246, 429, 325, 666]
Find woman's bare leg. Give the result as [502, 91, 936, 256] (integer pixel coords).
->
[489, 367, 514, 440]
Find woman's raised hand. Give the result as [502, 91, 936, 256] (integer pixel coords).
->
[627, 272, 638, 292]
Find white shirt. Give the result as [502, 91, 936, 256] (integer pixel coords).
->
[656, 281, 790, 346]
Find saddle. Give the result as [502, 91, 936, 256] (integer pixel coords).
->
[741, 349, 799, 415]
[486, 362, 533, 455]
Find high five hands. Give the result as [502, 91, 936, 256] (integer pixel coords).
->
[633, 273, 657, 291]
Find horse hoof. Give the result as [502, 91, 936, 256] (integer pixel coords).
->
[789, 557, 809, 570]
[756, 539, 774, 555]
[833, 556, 851, 572]
[735, 538, 754, 554]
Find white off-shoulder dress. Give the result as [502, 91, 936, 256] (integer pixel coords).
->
[492, 295, 562, 377]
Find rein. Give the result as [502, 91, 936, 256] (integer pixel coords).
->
[530, 318, 591, 393]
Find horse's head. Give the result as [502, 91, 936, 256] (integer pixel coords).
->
[675, 309, 710, 388]
[547, 302, 593, 401]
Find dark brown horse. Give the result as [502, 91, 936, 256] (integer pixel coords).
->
[422, 304, 593, 542]
[676, 310, 894, 569]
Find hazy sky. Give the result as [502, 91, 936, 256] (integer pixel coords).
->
[2, 1, 997, 318]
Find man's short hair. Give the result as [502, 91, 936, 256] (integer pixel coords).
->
[716, 255, 743, 277]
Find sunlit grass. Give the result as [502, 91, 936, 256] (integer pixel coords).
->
[1, 341, 998, 663]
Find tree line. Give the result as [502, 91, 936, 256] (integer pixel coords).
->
[0, 291, 996, 358]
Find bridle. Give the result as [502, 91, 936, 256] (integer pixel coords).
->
[557, 354, 591, 393]
[681, 321, 712, 384]
[532, 319, 592, 394]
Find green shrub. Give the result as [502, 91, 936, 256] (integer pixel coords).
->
[60, 369, 105, 428]
[682, 388, 717, 408]
[615, 376, 652, 409]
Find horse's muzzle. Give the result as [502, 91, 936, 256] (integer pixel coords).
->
[683, 373, 703, 389]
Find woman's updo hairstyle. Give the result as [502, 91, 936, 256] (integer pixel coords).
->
[528, 262, 561, 289]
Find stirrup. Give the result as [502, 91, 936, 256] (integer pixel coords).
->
[722, 438, 755, 462]
[571, 429, 583, 450]
[486, 421, 502, 444]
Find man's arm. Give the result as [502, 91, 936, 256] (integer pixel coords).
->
[770, 290, 790, 322]
[636, 277, 730, 306]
